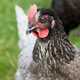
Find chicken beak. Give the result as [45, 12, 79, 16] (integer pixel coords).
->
[26, 26, 36, 34]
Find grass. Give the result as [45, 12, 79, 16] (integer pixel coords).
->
[69, 26, 80, 47]
[0, 0, 19, 80]
[0, 0, 80, 80]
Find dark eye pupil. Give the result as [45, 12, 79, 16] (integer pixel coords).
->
[39, 16, 48, 23]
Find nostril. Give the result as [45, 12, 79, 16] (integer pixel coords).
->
[37, 8, 40, 11]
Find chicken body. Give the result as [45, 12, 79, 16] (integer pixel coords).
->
[21, 23, 80, 80]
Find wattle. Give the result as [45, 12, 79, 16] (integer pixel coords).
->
[33, 28, 49, 38]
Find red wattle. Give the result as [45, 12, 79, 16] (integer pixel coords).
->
[38, 28, 49, 38]
[33, 28, 49, 38]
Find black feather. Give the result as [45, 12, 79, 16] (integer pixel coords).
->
[51, 0, 80, 35]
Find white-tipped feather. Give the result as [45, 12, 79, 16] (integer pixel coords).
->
[15, 5, 37, 80]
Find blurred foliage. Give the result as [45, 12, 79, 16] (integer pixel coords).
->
[0, 0, 80, 80]
[16, 0, 52, 11]
[0, 0, 19, 80]
[69, 26, 80, 47]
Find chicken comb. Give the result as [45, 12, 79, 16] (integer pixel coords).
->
[28, 4, 37, 24]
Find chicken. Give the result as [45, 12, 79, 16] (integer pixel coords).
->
[51, 0, 80, 35]
[15, 4, 80, 80]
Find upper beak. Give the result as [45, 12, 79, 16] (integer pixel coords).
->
[26, 25, 37, 34]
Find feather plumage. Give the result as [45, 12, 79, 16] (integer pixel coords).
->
[15, 5, 80, 80]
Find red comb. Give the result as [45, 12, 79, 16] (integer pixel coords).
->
[28, 4, 37, 24]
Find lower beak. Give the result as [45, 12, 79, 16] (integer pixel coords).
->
[26, 26, 36, 34]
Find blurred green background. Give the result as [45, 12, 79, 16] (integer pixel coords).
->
[0, 0, 80, 80]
